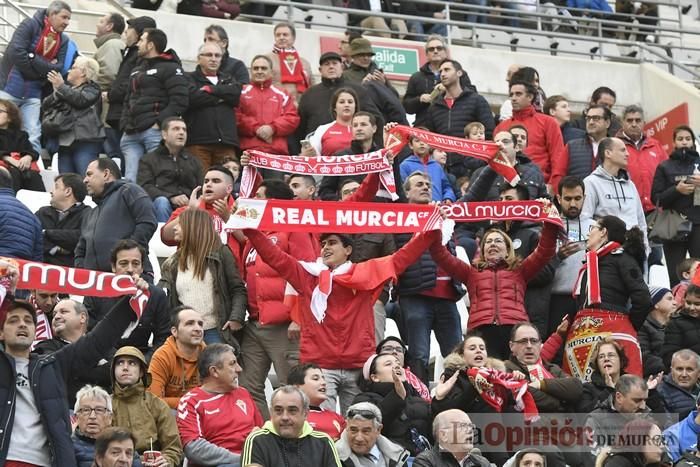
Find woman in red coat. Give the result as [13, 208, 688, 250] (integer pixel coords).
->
[429, 209, 559, 359]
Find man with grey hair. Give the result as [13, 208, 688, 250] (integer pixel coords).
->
[184, 40, 241, 170]
[177, 343, 262, 467]
[336, 401, 409, 466]
[585, 374, 662, 459]
[242, 385, 341, 466]
[403, 35, 475, 128]
[34, 299, 112, 406]
[0, 0, 72, 152]
[659, 349, 700, 419]
[414, 409, 490, 467]
[617, 104, 667, 214]
[72, 384, 116, 466]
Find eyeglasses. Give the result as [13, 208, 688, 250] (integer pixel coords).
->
[589, 224, 602, 232]
[512, 338, 541, 345]
[427, 46, 445, 52]
[597, 353, 619, 360]
[77, 407, 110, 416]
[585, 115, 605, 122]
[199, 52, 222, 58]
[380, 345, 405, 354]
[347, 409, 377, 419]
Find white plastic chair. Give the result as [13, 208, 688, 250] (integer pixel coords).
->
[16, 189, 51, 213]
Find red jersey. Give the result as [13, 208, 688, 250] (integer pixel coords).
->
[177, 386, 263, 456]
[307, 407, 346, 441]
[314, 121, 353, 157]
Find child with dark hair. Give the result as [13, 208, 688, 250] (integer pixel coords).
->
[662, 285, 700, 368]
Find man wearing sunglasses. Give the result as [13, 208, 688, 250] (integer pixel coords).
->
[403, 37, 478, 129]
[336, 402, 410, 467]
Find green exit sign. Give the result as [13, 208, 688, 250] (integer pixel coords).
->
[372, 46, 420, 79]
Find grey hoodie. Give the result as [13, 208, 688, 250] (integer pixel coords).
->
[336, 432, 409, 467]
[581, 165, 648, 247]
[551, 214, 596, 294]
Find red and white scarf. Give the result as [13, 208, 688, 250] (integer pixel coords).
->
[239, 149, 398, 201]
[573, 241, 622, 305]
[466, 367, 539, 422]
[527, 359, 554, 382]
[35, 17, 61, 60]
[272, 46, 309, 93]
[405, 368, 431, 402]
[284, 255, 399, 323]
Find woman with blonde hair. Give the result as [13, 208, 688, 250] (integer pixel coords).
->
[44, 56, 104, 176]
[429, 210, 559, 359]
[159, 207, 247, 344]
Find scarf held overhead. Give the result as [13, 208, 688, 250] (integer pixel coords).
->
[239, 149, 398, 200]
[0, 257, 148, 318]
[225, 199, 563, 234]
[387, 125, 520, 185]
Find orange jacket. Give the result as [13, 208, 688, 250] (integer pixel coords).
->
[148, 335, 205, 409]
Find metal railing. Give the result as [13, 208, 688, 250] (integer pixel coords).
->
[238, 0, 700, 84]
[0, 0, 698, 84]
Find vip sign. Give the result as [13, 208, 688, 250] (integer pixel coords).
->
[319, 36, 426, 81]
[644, 102, 689, 156]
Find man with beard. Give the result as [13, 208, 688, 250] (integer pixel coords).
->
[549, 176, 595, 337]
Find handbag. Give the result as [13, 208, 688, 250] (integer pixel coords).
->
[41, 100, 75, 137]
[647, 207, 692, 243]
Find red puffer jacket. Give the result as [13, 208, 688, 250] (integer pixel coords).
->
[429, 222, 558, 329]
[618, 133, 667, 213]
[236, 80, 300, 155]
[241, 231, 318, 325]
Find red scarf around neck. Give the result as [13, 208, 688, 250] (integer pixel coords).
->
[35, 17, 61, 60]
[273, 46, 309, 93]
[573, 241, 622, 305]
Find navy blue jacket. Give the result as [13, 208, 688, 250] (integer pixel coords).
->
[0, 9, 69, 99]
[0, 297, 136, 467]
[0, 187, 42, 261]
[658, 374, 699, 421]
[394, 231, 464, 298]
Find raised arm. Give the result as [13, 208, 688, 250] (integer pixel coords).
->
[428, 240, 473, 285]
[520, 222, 558, 279]
[243, 229, 313, 296]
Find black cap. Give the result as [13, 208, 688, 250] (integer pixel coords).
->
[319, 51, 342, 65]
[126, 16, 156, 35]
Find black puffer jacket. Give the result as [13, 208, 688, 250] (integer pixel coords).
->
[35, 202, 90, 267]
[657, 374, 698, 420]
[120, 49, 189, 133]
[651, 147, 700, 225]
[137, 144, 203, 200]
[394, 231, 464, 297]
[184, 66, 241, 148]
[42, 81, 104, 145]
[637, 314, 666, 376]
[577, 371, 616, 413]
[574, 250, 651, 329]
[354, 382, 432, 456]
[403, 62, 476, 128]
[424, 89, 495, 178]
[466, 152, 548, 201]
[0, 127, 37, 159]
[106, 44, 138, 128]
[662, 311, 700, 367]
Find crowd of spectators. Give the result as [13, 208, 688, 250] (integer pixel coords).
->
[1, 2, 700, 467]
